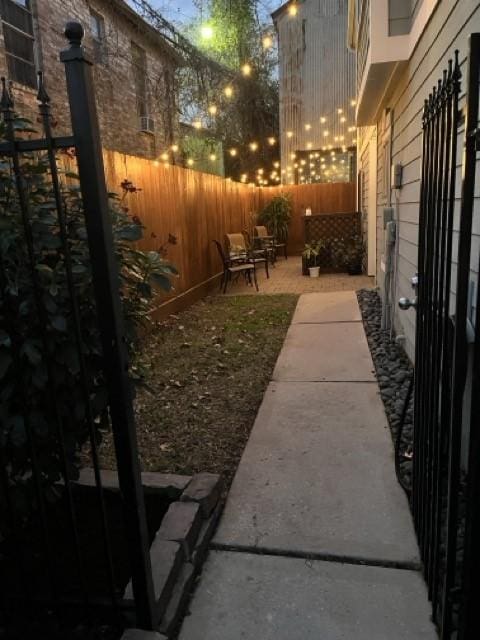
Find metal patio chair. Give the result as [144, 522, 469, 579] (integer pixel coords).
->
[213, 240, 258, 293]
[254, 225, 288, 261]
[226, 232, 269, 278]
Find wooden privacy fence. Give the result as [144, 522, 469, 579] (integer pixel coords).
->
[101, 150, 356, 314]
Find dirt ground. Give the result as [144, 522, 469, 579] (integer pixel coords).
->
[98, 294, 298, 485]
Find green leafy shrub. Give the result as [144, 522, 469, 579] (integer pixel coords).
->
[257, 193, 292, 241]
[0, 120, 177, 528]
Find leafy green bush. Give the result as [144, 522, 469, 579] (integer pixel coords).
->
[0, 120, 177, 527]
[257, 193, 292, 241]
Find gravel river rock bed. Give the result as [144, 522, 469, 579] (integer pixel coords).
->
[357, 289, 414, 491]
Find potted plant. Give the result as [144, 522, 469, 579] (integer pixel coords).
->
[257, 193, 292, 243]
[302, 241, 322, 277]
[343, 235, 365, 275]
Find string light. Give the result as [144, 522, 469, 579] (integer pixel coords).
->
[268, 136, 276, 146]
[208, 105, 218, 116]
[224, 86, 234, 98]
[160, 152, 169, 162]
[306, 142, 312, 149]
[350, 99, 357, 107]
[263, 35, 273, 49]
[153, 160, 159, 167]
[249, 142, 258, 151]
[201, 24, 214, 40]
[286, 131, 293, 138]
[171, 144, 179, 152]
[320, 116, 326, 123]
[241, 63, 252, 77]
[305, 123, 311, 131]
[337, 108, 343, 114]
[273, 161, 280, 168]
[193, 120, 202, 130]
[323, 130, 329, 137]
[209, 153, 217, 162]
[340, 116, 346, 123]
[288, 3, 298, 16]
[187, 158, 194, 166]
[229, 148, 238, 157]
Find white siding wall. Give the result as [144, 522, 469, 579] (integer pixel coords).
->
[375, 0, 480, 361]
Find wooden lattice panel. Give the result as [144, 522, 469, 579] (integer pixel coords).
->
[302, 212, 361, 272]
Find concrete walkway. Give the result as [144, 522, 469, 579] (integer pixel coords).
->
[179, 292, 436, 640]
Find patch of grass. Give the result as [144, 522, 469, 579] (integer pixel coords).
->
[99, 294, 298, 485]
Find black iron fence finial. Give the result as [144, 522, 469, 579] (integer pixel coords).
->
[65, 21, 84, 48]
[37, 71, 50, 106]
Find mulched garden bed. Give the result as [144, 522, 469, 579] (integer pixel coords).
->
[99, 294, 298, 486]
[357, 288, 414, 491]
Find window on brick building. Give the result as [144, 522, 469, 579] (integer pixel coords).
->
[132, 42, 154, 132]
[90, 10, 106, 63]
[0, 0, 36, 88]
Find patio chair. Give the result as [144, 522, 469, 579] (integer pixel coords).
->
[226, 232, 269, 278]
[213, 240, 258, 293]
[254, 225, 288, 261]
[243, 229, 272, 276]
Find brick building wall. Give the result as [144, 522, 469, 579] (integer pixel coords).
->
[0, 0, 180, 159]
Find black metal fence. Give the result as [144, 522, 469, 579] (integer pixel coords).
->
[0, 22, 157, 634]
[410, 33, 480, 639]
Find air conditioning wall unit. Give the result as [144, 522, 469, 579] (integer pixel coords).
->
[139, 116, 155, 133]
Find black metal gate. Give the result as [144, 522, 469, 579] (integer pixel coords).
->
[408, 33, 480, 639]
[0, 22, 157, 635]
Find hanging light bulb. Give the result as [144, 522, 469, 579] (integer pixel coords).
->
[209, 153, 217, 162]
[350, 99, 357, 107]
[258, 168, 264, 175]
[268, 136, 276, 146]
[288, 3, 298, 16]
[305, 123, 311, 131]
[241, 63, 252, 76]
[187, 158, 194, 167]
[273, 161, 280, 168]
[201, 24, 214, 40]
[160, 152, 169, 162]
[306, 142, 313, 149]
[171, 144, 179, 153]
[224, 85, 234, 98]
[286, 130, 293, 138]
[249, 142, 259, 152]
[340, 116, 346, 123]
[337, 108, 343, 114]
[208, 104, 218, 116]
[320, 116, 326, 123]
[229, 148, 238, 157]
[323, 130, 329, 137]
[263, 35, 273, 49]
[193, 119, 202, 130]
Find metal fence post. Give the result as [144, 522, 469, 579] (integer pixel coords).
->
[60, 22, 156, 629]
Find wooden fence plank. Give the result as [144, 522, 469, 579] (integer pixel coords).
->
[100, 150, 356, 315]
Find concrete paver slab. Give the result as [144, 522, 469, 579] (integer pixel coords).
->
[273, 323, 376, 382]
[292, 291, 361, 324]
[179, 551, 437, 640]
[214, 382, 419, 565]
